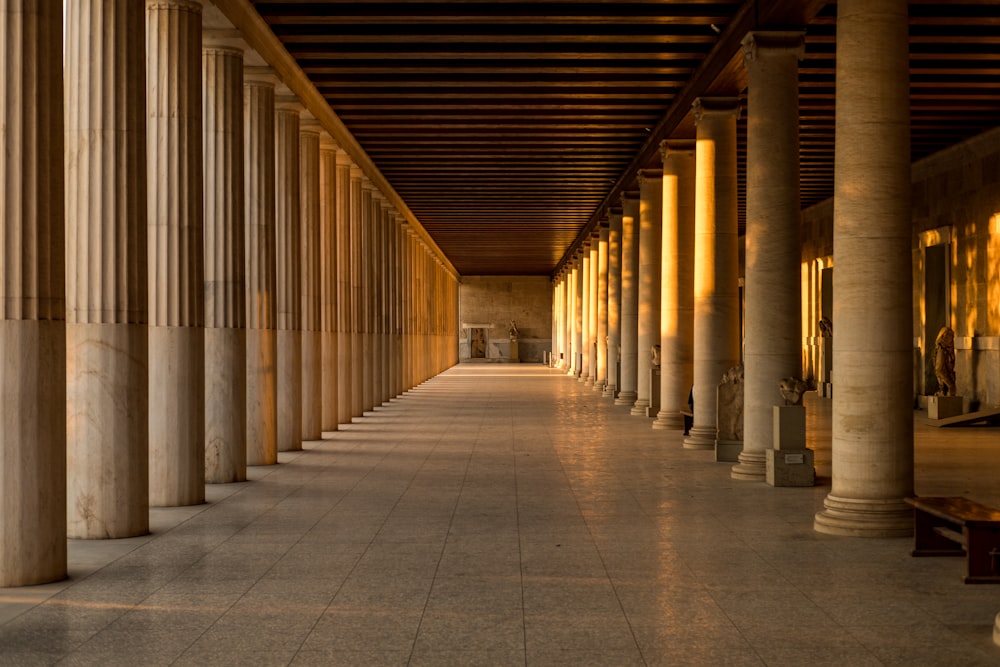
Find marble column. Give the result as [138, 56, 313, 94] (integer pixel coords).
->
[299, 112, 322, 441]
[349, 166, 364, 418]
[65, 0, 148, 537]
[815, 0, 913, 537]
[595, 225, 609, 389]
[275, 94, 302, 451]
[633, 170, 663, 416]
[588, 236, 599, 383]
[573, 255, 584, 376]
[360, 179, 375, 414]
[654, 141, 696, 430]
[566, 265, 577, 375]
[580, 245, 592, 381]
[202, 32, 246, 483]
[147, 0, 205, 506]
[604, 208, 623, 398]
[734, 32, 805, 480]
[335, 149, 353, 424]
[378, 197, 392, 404]
[319, 133, 339, 431]
[616, 192, 640, 406]
[243, 67, 278, 466]
[0, 0, 67, 586]
[684, 98, 742, 450]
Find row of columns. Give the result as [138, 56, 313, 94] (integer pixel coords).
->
[553, 0, 914, 538]
[0, 0, 458, 586]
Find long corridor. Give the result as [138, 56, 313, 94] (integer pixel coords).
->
[2, 366, 998, 666]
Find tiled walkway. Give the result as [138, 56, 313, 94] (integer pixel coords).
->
[2, 365, 999, 666]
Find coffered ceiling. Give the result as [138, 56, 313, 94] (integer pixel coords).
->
[247, 0, 1000, 276]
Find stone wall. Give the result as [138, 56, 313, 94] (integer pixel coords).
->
[800, 125, 1000, 408]
[458, 276, 552, 363]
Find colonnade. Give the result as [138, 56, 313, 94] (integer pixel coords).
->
[0, 0, 457, 587]
[552, 0, 915, 538]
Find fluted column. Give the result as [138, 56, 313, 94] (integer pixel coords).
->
[573, 255, 584, 376]
[275, 94, 302, 451]
[815, 0, 913, 537]
[654, 141, 696, 430]
[335, 150, 353, 424]
[604, 208, 623, 398]
[202, 33, 246, 483]
[377, 196, 391, 404]
[566, 264, 577, 375]
[360, 179, 375, 413]
[65, 0, 148, 537]
[0, 0, 67, 586]
[243, 67, 278, 466]
[349, 166, 364, 418]
[299, 112, 322, 441]
[734, 32, 805, 480]
[587, 236, 599, 382]
[146, 0, 205, 506]
[579, 244, 591, 380]
[319, 133, 339, 431]
[595, 224, 609, 389]
[616, 192, 640, 406]
[684, 98, 742, 450]
[633, 170, 663, 416]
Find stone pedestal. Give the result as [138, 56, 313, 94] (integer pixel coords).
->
[928, 395, 963, 420]
[646, 367, 661, 418]
[767, 405, 814, 487]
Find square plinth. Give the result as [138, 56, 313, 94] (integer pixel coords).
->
[766, 448, 815, 487]
[928, 395, 963, 420]
[773, 405, 806, 450]
[716, 439, 742, 462]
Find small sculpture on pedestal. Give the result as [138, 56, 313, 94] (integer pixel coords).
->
[651, 344, 661, 370]
[934, 326, 956, 397]
[818, 316, 832, 337]
[778, 377, 809, 406]
[716, 365, 744, 460]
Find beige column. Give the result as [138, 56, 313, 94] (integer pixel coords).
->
[0, 0, 67, 586]
[734, 32, 805, 480]
[275, 94, 302, 451]
[565, 266, 577, 375]
[553, 275, 564, 367]
[147, 0, 205, 506]
[595, 224, 609, 389]
[586, 232, 601, 386]
[616, 192, 640, 406]
[403, 227, 415, 389]
[360, 179, 375, 414]
[815, 0, 913, 537]
[377, 197, 392, 404]
[65, 0, 148, 537]
[349, 166, 364, 418]
[684, 98, 742, 450]
[335, 149, 353, 424]
[654, 141, 696, 430]
[604, 208, 623, 398]
[299, 112, 322, 441]
[633, 170, 663, 416]
[319, 132, 339, 431]
[390, 211, 403, 398]
[579, 245, 592, 380]
[202, 33, 246, 483]
[243, 67, 277, 466]
[572, 255, 584, 376]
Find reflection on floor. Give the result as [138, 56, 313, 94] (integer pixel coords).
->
[2, 365, 999, 665]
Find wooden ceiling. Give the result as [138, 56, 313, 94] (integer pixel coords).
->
[250, 0, 1000, 276]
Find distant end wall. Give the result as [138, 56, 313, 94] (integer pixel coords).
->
[458, 276, 553, 363]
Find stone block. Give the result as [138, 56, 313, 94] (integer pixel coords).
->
[773, 405, 806, 450]
[716, 439, 742, 462]
[766, 448, 815, 487]
[928, 395, 963, 419]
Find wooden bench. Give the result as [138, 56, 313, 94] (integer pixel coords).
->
[905, 496, 1000, 584]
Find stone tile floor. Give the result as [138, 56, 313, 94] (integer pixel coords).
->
[2, 365, 999, 666]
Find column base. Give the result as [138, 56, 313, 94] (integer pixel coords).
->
[814, 494, 913, 537]
[615, 391, 637, 406]
[592, 380, 604, 391]
[630, 399, 650, 416]
[731, 450, 766, 479]
[683, 426, 716, 450]
[652, 410, 684, 430]
[602, 385, 616, 399]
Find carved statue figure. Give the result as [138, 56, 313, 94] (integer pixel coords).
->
[818, 316, 833, 337]
[717, 365, 744, 441]
[934, 326, 956, 396]
[779, 377, 809, 406]
[651, 344, 661, 368]
[508, 320, 518, 339]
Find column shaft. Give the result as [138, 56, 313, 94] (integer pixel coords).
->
[588, 238, 599, 382]
[604, 208, 622, 398]
[616, 193, 640, 405]
[66, 0, 149, 535]
[349, 166, 364, 418]
[580, 248, 591, 380]
[319, 134, 339, 431]
[299, 115, 322, 440]
[335, 151, 353, 424]
[146, 0, 205, 506]
[573, 258, 584, 376]
[633, 170, 663, 416]
[595, 226, 609, 389]
[815, 0, 913, 537]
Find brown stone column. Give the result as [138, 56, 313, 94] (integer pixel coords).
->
[604, 208, 623, 398]
[319, 132, 339, 432]
[335, 150, 353, 424]
[654, 141, 696, 430]
[0, 0, 67, 586]
[633, 170, 663, 416]
[580, 243, 592, 380]
[684, 98, 742, 450]
[595, 224, 609, 390]
[66, 0, 149, 536]
[147, 0, 206, 506]
[299, 112, 322, 441]
[349, 166, 364, 418]
[616, 192, 640, 406]
[734, 31, 805, 481]
[815, 0, 914, 537]
[202, 33, 246, 483]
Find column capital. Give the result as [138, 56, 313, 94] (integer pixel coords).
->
[620, 189, 639, 206]
[319, 131, 339, 152]
[659, 139, 696, 162]
[693, 97, 742, 123]
[202, 29, 244, 54]
[637, 168, 663, 186]
[244, 65, 277, 87]
[300, 110, 321, 135]
[741, 30, 805, 63]
[147, 0, 202, 11]
[335, 148, 353, 167]
[275, 93, 302, 114]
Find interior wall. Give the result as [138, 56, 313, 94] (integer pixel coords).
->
[458, 276, 552, 363]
